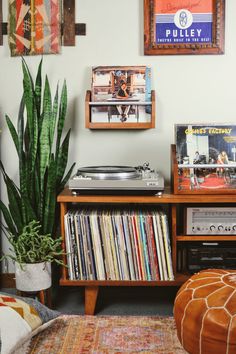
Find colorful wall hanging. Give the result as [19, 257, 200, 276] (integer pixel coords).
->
[8, 0, 61, 56]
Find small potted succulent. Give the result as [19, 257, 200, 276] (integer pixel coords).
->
[1, 220, 65, 292]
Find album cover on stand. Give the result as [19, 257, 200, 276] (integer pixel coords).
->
[91, 66, 152, 123]
[174, 124, 236, 193]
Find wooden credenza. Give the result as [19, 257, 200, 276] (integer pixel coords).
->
[57, 188, 236, 315]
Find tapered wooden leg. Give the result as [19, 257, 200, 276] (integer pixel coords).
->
[84, 286, 99, 315]
[46, 288, 52, 308]
[39, 290, 45, 305]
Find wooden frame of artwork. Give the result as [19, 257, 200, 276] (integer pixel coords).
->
[144, 0, 225, 55]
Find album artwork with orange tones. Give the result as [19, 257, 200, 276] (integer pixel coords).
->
[175, 124, 236, 192]
[8, 0, 61, 56]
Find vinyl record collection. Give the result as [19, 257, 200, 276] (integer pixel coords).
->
[64, 207, 174, 281]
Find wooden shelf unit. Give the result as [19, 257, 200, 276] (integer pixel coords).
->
[57, 188, 236, 315]
[85, 90, 155, 130]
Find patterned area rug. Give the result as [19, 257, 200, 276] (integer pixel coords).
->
[27, 315, 186, 353]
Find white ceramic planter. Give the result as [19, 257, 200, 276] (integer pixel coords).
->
[15, 261, 52, 292]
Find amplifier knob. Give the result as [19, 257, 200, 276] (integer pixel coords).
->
[210, 225, 216, 231]
[233, 225, 236, 231]
[218, 225, 224, 231]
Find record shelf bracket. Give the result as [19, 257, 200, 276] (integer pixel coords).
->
[0, 0, 86, 47]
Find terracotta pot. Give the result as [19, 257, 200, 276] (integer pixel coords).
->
[15, 261, 52, 292]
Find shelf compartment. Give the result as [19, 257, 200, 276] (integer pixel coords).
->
[60, 274, 188, 287]
[177, 235, 236, 241]
[85, 90, 156, 129]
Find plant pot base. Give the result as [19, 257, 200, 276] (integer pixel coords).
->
[15, 262, 52, 292]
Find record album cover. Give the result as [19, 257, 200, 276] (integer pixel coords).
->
[175, 124, 236, 191]
[91, 66, 152, 123]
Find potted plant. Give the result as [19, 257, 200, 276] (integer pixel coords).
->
[0, 58, 75, 238]
[0, 58, 74, 289]
[1, 220, 65, 292]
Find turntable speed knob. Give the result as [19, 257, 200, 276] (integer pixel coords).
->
[210, 225, 216, 231]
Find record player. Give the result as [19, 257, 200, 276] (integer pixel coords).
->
[69, 163, 164, 195]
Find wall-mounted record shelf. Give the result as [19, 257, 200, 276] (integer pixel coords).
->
[85, 90, 156, 130]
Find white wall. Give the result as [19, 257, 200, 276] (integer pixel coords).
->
[1, 0, 236, 270]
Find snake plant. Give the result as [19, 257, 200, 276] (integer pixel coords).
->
[0, 58, 75, 239]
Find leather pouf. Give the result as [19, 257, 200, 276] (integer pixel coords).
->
[174, 269, 236, 354]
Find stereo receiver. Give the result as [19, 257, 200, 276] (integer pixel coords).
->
[186, 242, 236, 273]
[186, 207, 236, 235]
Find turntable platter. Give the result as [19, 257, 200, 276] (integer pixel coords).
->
[76, 166, 140, 180]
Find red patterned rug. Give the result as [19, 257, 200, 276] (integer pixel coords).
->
[27, 315, 186, 353]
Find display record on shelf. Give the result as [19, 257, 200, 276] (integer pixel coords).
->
[175, 124, 236, 192]
[64, 207, 174, 281]
[90, 66, 152, 124]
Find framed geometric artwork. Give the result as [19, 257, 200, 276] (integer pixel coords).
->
[144, 0, 225, 55]
[8, 0, 61, 56]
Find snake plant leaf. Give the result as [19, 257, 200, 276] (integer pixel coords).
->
[43, 76, 52, 115]
[35, 57, 42, 117]
[43, 156, 57, 234]
[0, 161, 23, 233]
[39, 117, 50, 191]
[39, 78, 51, 190]
[44, 189, 56, 235]
[22, 58, 35, 142]
[19, 99, 38, 206]
[21, 195, 37, 224]
[56, 129, 71, 184]
[56, 80, 67, 160]
[50, 85, 59, 148]
[19, 157, 29, 225]
[17, 96, 29, 225]
[0, 200, 17, 237]
[5, 115, 19, 156]
[29, 106, 39, 183]
[33, 162, 41, 220]
[59, 162, 76, 192]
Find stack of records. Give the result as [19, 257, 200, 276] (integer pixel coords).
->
[64, 207, 174, 281]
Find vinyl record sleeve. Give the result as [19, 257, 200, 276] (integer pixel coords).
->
[175, 124, 236, 192]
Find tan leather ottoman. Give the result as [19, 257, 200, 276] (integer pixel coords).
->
[174, 269, 236, 354]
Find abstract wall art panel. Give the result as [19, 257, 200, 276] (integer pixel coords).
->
[8, 0, 61, 56]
